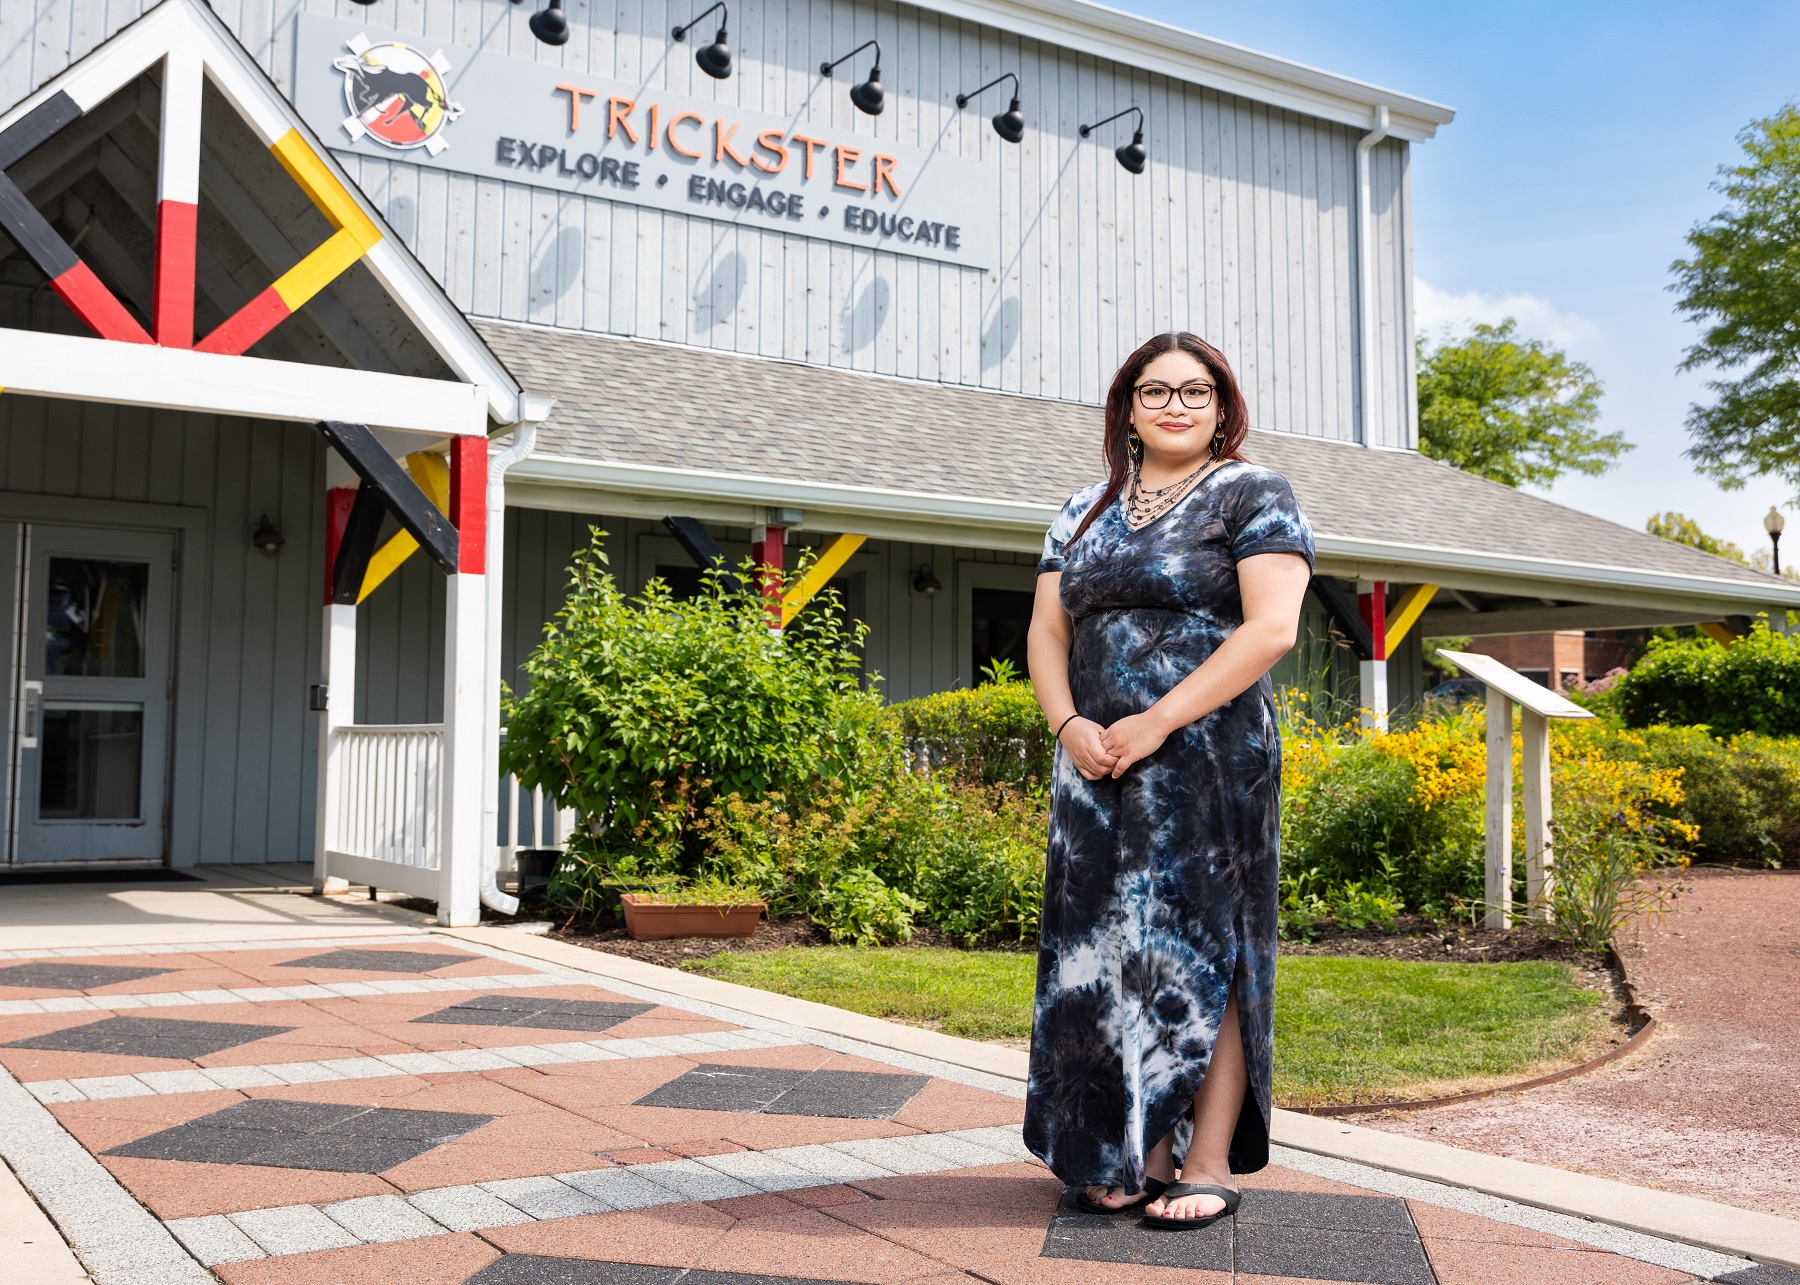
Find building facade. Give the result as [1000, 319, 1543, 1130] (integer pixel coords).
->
[3, 0, 1796, 917]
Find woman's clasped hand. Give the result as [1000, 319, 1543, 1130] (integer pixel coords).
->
[1058, 712, 1174, 780]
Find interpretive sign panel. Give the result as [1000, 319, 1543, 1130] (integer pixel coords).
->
[292, 14, 995, 268]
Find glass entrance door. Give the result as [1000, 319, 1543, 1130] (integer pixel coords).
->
[9, 527, 173, 865]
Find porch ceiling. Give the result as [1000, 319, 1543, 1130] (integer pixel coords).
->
[479, 320, 1800, 624]
[0, 68, 453, 382]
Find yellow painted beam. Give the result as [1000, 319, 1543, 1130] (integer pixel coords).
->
[1384, 583, 1439, 650]
[1699, 621, 1737, 647]
[271, 130, 383, 249]
[269, 227, 367, 314]
[780, 533, 868, 626]
[357, 453, 451, 603]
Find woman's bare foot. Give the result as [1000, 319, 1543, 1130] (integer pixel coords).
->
[1143, 1165, 1236, 1220]
[1082, 1185, 1140, 1210]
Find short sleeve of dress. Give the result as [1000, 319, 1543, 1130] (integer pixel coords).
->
[1223, 466, 1316, 568]
[1037, 483, 1107, 574]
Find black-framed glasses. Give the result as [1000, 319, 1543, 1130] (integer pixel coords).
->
[1135, 381, 1215, 410]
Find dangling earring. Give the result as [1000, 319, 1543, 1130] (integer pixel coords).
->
[1128, 426, 1143, 461]
[1210, 423, 1226, 459]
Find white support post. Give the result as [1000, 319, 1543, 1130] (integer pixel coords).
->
[1485, 692, 1514, 928]
[437, 433, 489, 927]
[1357, 580, 1389, 731]
[1521, 708, 1553, 921]
[313, 602, 356, 894]
[1358, 659, 1389, 732]
[438, 573, 485, 925]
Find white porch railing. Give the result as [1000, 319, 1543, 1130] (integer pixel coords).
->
[325, 723, 443, 899]
[498, 772, 576, 867]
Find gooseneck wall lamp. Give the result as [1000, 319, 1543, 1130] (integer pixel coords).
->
[510, 0, 570, 46]
[956, 72, 1025, 143]
[1080, 105, 1147, 174]
[673, 3, 733, 79]
[821, 40, 885, 116]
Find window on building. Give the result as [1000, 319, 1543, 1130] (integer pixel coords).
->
[1559, 670, 1580, 690]
[653, 563, 708, 600]
[972, 587, 1035, 678]
[1518, 668, 1551, 687]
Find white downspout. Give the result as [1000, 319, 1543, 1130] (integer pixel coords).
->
[479, 394, 555, 915]
[1355, 104, 1391, 446]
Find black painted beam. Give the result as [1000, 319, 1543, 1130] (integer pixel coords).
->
[330, 485, 388, 605]
[0, 91, 82, 170]
[662, 515, 743, 594]
[314, 421, 460, 574]
[1308, 575, 1374, 662]
[0, 173, 79, 278]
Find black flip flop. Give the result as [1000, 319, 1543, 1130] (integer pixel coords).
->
[1139, 1182, 1241, 1230]
[1075, 1177, 1168, 1216]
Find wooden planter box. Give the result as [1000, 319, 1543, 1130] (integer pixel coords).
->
[619, 893, 764, 941]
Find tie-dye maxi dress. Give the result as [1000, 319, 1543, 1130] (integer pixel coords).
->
[1024, 461, 1315, 1194]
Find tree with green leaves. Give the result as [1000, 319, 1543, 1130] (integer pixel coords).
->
[1671, 106, 1800, 495]
[1416, 320, 1623, 488]
[1645, 511, 1749, 563]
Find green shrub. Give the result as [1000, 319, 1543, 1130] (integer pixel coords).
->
[888, 677, 1052, 788]
[1603, 725, 1800, 865]
[501, 531, 886, 875]
[1615, 621, 1800, 736]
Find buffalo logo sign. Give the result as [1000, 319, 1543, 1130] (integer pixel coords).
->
[333, 34, 464, 156]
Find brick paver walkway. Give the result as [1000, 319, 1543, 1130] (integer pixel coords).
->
[0, 930, 1790, 1284]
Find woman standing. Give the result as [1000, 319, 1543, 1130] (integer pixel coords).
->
[1024, 332, 1314, 1229]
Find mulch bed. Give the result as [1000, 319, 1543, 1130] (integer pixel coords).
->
[1279, 915, 1606, 967]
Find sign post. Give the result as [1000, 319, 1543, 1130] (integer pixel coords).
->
[1435, 651, 1593, 928]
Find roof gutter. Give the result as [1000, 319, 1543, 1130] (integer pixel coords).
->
[1355, 104, 1391, 447]
[507, 453, 1800, 610]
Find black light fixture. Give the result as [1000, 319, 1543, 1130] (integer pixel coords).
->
[1079, 105, 1147, 174]
[510, 0, 570, 46]
[1767, 506, 1786, 575]
[251, 514, 286, 557]
[821, 40, 885, 116]
[672, 2, 732, 79]
[956, 72, 1024, 144]
[912, 564, 942, 597]
[348, 0, 378, 7]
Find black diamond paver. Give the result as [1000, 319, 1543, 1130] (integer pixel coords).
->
[1039, 1187, 1436, 1283]
[2, 1015, 294, 1060]
[412, 995, 654, 1032]
[631, 1063, 929, 1120]
[462, 1259, 854, 1284]
[0, 962, 172, 992]
[1039, 1187, 1233, 1269]
[1719, 1267, 1800, 1285]
[277, 948, 481, 973]
[105, 1099, 493, 1173]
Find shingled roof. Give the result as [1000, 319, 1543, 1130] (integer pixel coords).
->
[477, 320, 1798, 612]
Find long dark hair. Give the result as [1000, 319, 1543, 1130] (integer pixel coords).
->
[1063, 332, 1250, 550]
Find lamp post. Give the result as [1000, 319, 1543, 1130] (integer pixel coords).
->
[1767, 506, 1786, 575]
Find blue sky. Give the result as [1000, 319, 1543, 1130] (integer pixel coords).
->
[1113, 0, 1800, 563]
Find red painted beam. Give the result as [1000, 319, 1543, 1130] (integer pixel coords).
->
[153, 200, 197, 348]
[1359, 581, 1389, 663]
[756, 525, 785, 628]
[195, 285, 288, 357]
[448, 435, 486, 576]
[47, 261, 153, 345]
[323, 487, 356, 606]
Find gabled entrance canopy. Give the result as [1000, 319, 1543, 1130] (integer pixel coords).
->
[0, 0, 522, 442]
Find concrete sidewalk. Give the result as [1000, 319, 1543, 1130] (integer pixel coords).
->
[0, 867, 1793, 1285]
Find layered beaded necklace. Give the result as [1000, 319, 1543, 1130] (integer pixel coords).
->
[1125, 452, 1225, 530]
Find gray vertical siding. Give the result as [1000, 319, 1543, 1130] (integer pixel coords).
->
[0, 394, 325, 865]
[2, 0, 1418, 448]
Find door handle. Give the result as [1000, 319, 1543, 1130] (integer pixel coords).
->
[19, 680, 41, 749]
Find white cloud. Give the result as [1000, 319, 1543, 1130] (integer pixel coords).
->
[1415, 279, 1596, 347]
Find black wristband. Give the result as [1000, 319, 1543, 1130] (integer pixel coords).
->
[1055, 713, 1083, 741]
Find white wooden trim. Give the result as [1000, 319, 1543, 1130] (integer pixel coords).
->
[0, 329, 488, 440]
[0, 3, 182, 123]
[157, 41, 204, 206]
[438, 573, 486, 926]
[928, 0, 1456, 141]
[323, 851, 441, 901]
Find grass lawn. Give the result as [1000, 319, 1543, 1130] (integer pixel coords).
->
[687, 947, 1610, 1106]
